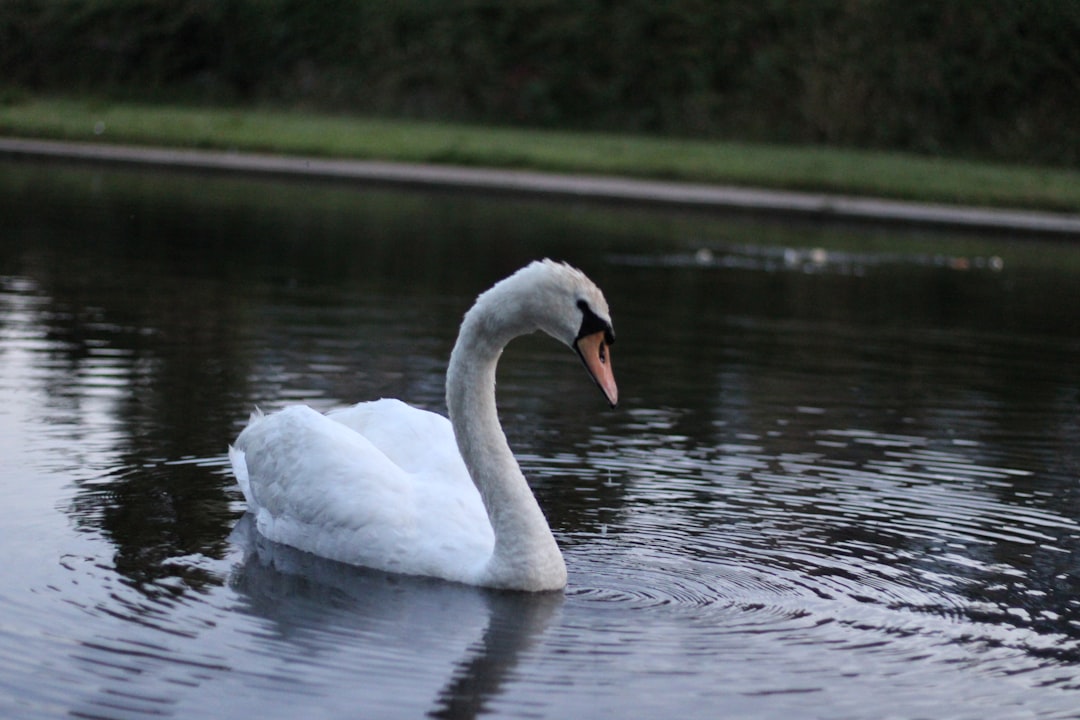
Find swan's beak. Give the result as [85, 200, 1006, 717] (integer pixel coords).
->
[575, 331, 618, 408]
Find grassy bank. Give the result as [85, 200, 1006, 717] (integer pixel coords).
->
[3, 97, 1080, 213]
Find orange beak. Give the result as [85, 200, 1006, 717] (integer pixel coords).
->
[575, 331, 618, 408]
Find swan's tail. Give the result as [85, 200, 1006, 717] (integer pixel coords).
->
[228, 445, 255, 506]
[229, 407, 266, 507]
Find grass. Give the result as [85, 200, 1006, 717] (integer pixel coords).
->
[2, 96, 1080, 213]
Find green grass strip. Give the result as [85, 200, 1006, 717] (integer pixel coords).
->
[2, 96, 1080, 213]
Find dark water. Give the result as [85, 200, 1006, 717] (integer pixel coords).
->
[2, 158, 1079, 719]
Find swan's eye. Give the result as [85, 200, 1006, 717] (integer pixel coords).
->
[576, 299, 614, 346]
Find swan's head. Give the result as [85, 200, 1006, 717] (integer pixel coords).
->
[498, 260, 618, 408]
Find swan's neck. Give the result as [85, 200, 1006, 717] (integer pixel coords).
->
[446, 303, 566, 591]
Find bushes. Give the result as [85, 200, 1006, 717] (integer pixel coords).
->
[2, 0, 1078, 166]
[794, 1, 1080, 164]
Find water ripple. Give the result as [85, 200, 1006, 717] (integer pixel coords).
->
[567, 554, 767, 610]
[567, 415, 1080, 667]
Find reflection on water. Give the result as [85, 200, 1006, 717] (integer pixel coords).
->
[230, 515, 562, 719]
[1, 158, 1080, 718]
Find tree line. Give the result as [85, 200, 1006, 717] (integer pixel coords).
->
[2, 0, 1078, 166]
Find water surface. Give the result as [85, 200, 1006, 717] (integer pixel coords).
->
[1, 159, 1079, 718]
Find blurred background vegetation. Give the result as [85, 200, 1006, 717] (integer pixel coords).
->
[2, 0, 1078, 167]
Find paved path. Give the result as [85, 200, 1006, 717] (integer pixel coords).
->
[3, 136, 1079, 237]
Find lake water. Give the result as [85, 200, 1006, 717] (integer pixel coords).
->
[1, 157, 1079, 719]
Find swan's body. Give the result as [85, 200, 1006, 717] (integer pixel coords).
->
[229, 260, 617, 591]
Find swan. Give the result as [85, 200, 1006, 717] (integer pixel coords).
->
[229, 260, 617, 591]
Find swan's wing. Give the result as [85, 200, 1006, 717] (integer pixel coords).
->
[328, 399, 467, 479]
[232, 404, 492, 580]
[237, 405, 409, 530]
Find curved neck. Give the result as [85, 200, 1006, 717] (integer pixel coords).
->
[446, 303, 566, 591]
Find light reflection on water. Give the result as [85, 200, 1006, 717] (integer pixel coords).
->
[1, 159, 1080, 718]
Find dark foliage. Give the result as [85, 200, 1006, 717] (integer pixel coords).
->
[2, 0, 1078, 165]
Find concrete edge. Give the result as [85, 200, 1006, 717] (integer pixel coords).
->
[3, 136, 1080, 237]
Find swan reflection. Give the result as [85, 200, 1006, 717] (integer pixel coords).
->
[229, 515, 562, 719]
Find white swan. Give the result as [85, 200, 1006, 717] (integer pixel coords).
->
[229, 260, 617, 591]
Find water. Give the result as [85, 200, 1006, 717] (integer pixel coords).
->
[2, 158, 1080, 719]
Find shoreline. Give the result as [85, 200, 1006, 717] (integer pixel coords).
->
[4, 136, 1080, 237]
